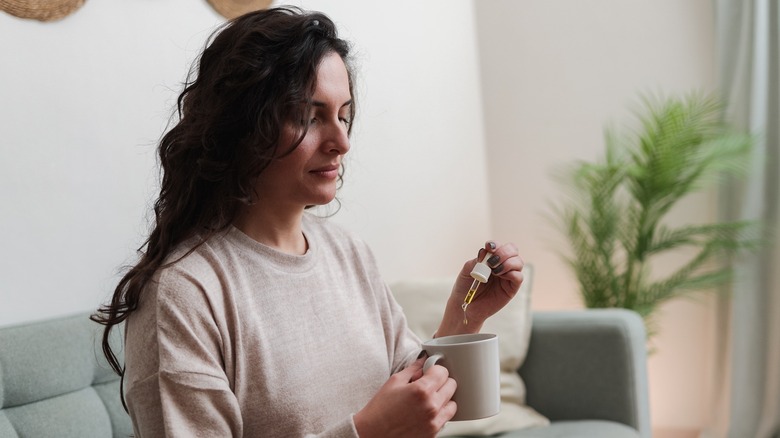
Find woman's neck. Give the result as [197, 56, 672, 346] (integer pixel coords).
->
[233, 204, 308, 255]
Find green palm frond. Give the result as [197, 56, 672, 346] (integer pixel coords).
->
[553, 92, 760, 340]
[648, 221, 759, 254]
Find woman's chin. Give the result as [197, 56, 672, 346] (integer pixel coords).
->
[307, 192, 338, 207]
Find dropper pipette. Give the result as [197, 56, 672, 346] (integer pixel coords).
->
[462, 279, 481, 308]
[461, 253, 493, 324]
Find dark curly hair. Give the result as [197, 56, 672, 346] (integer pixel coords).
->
[90, 6, 355, 406]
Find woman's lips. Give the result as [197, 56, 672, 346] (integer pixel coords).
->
[310, 164, 340, 179]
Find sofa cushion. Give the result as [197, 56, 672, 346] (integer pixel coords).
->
[0, 414, 16, 438]
[0, 315, 97, 408]
[390, 264, 549, 436]
[0, 313, 132, 438]
[2, 387, 114, 438]
[447, 420, 641, 438]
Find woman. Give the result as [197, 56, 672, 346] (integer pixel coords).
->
[92, 7, 524, 437]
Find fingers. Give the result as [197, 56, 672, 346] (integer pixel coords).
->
[437, 399, 458, 425]
[437, 372, 457, 401]
[356, 360, 456, 437]
[478, 241, 523, 277]
[418, 364, 457, 418]
[419, 362, 449, 388]
[432, 376, 458, 425]
[398, 357, 425, 383]
[419, 363, 456, 394]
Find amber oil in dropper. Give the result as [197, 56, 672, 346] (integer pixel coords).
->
[462, 253, 493, 325]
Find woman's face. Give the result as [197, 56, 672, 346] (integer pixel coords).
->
[254, 51, 352, 210]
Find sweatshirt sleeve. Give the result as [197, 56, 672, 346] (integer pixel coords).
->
[383, 280, 424, 373]
[124, 269, 243, 437]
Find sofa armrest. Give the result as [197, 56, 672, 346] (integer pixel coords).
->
[518, 309, 651, 438]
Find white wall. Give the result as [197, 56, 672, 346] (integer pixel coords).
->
[0, 0, 490, 327]
[475, 0, 717, 435]
[298, 0, 491, 281]
[0, 1, 224, 326]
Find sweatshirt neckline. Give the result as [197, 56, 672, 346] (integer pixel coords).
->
[225, 220, 318, 274]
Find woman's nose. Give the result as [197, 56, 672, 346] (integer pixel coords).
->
[323, 119, 350, 155]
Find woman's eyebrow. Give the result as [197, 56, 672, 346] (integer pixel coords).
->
[311, 99, 353, 109]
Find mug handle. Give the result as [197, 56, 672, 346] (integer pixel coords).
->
[423, 353, 444, 373]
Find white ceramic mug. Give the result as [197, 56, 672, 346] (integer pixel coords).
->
[422, 333, 500, 421]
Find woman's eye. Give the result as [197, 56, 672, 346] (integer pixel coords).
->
[339, 117, 351, 126]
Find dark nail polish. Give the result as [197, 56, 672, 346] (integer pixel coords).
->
[491, 264, 503, 274]
[487, 255, 500, 267]
[487, 241, 497, 250]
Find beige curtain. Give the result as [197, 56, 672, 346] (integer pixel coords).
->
[706, 0, 780, 437]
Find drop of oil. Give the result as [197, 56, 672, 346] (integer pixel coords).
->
[461, 282, 480, 326]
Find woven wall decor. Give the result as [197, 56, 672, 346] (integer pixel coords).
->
[0, 0, 85, 21]
[207, 0, 272, 20]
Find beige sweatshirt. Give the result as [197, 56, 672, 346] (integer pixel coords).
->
[124, 213, 421, 437]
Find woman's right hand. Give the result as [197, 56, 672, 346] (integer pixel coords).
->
[353, 358, 457, 437]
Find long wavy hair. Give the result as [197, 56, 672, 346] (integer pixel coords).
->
[91, 6, 355, 400]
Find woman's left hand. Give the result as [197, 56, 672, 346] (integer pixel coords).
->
[435, 241, 525, 337]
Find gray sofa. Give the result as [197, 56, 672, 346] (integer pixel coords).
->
[0, 313, 131, 438]
[511, 310, 651, 438]
[0, 309, 649, 437]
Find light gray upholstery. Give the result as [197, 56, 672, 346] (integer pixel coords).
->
[0, 309, 650, 438]
[517, 309, 651, 438]
[0, 313, 132, 438]
[498, 420, 643, 438]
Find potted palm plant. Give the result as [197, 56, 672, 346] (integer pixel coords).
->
[554, 92, 759, 339]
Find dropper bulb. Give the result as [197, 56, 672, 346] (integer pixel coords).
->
[470, 253, 492, 283]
